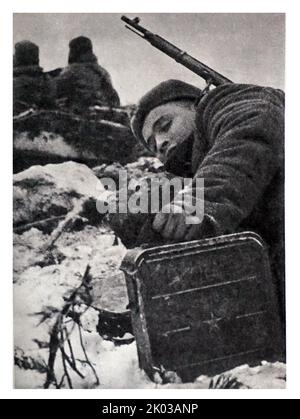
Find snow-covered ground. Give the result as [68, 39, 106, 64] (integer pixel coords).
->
[13, 224, 286, 389]
[13, 161, 286, 389]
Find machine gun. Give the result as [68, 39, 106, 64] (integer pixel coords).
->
[121, 15, 233, 88]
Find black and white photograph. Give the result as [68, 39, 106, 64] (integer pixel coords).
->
[13, 13, 286, 389]
[0, 1, 298, 400]
[11, 11, 288, 391]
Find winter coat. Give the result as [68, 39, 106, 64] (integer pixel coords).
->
[55, 53, 120, 111]
[13, 65, 54, 114]
[183, 83, 285, 317]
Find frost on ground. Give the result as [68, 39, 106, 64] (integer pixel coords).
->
[13, 161, 286, 389]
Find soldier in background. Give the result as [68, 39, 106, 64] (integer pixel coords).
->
[55, 36, 120, 113]
[13, 40, 54, 115]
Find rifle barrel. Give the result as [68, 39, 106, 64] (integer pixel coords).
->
[121, 16, 232, 86]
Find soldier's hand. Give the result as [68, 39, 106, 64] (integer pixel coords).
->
[152, 189, 204, 241]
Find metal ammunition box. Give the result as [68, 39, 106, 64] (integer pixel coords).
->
[121, 232, 282, 382]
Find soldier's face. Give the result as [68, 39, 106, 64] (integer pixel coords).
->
[142, 101, 196, 163]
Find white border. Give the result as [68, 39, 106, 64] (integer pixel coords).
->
[1, 0, 300, 400]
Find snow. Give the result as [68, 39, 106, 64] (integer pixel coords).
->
[13, 161, 286, 390]
[13, 223, 286, 389]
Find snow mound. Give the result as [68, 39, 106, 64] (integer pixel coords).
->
[14, 161, 105, 226]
